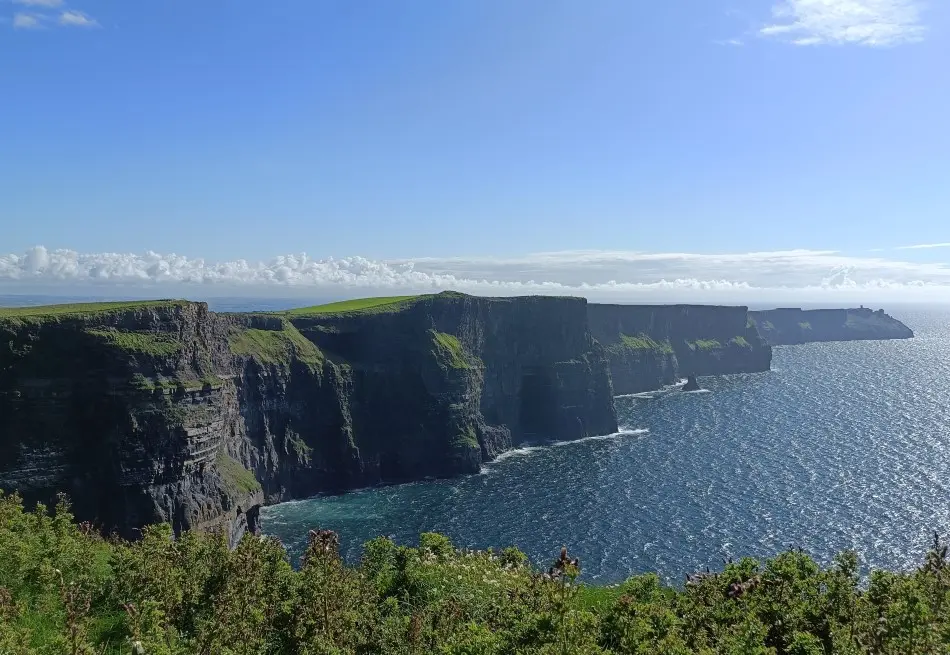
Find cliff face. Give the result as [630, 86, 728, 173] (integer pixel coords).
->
[0, 293, 617, 539]
[587, 304, 772, 395]
[750, 308, 914, 346]
[0, 302, 265, 545]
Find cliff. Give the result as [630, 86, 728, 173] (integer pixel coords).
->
[749, 307, 914, 345]
[587, 304, 772, 395]
[0, 293, 616, 540]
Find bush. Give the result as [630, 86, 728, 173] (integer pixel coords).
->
[3, 491, 950, 653]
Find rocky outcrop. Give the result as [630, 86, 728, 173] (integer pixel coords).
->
[587, 304, 772, 395]
[682, 375, 701, 392]
[750, 308, 914, 345]
[0, 293, 617, 539]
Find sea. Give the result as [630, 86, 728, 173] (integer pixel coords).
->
[262, 306, 950, 584]
[4, 295, 949, 584]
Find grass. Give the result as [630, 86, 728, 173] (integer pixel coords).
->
[215, 451, 262, 495]
[452, 425, 480, 449]
[730, 336, 751, 348]
[430, 330, 472, 369]
[228, 321, 323, 366]
[689, 339, 722, 351]
[617, 333, 674, 354]
[131, 374, 225, 393]
[0, 300, 189, 319]
[86, 328, 182, 356]
[286, 295, 421, 316]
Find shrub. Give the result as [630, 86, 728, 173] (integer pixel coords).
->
[4, 491, 950, 653]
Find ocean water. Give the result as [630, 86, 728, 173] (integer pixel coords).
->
[262, 308, 950, 583]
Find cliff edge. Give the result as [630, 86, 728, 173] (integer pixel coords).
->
[750, 307, 914, 346]
[0, 293, 617, 540]
[586, 304, 772, 395]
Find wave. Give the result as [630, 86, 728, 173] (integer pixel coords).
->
[549, 427, 650, 448]
[615, 379, 689, 400]
[489, 445, 548, 463]
[484, 427, 650, 467]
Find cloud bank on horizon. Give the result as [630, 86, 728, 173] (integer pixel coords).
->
[2, 246, 949, 305]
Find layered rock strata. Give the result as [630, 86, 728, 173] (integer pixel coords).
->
[0, 293, 617, 539]
[587, 304, 772, 395]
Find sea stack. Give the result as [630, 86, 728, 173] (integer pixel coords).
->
[682, 374, 701, 392]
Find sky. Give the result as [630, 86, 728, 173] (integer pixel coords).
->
[2, 0, 949, 304]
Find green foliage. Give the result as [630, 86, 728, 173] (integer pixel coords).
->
[228, 321, 323, 366]
[799, 322, 813, 330]
[608, 333, 675, 356]
[688, 339, 722, 351]
[730, 336, 751, 348]
[430, 330, 474, 369]
[452, 425, 480, 449]
[287, 295, 421, 316]
[86, 328, 183, 356]
[5, 492, 950, 653]
[130, 374, 223, 393]
[214, 452, 262, 495]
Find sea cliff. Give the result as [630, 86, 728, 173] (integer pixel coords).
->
[0, 293, 617, 541]
[587, 304, 772, 395]
[750, 307, 914, 345]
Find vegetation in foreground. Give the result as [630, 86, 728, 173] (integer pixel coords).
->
[3, 493, 950, 654]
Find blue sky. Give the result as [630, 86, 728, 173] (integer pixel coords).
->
[2, 0, 949, 303]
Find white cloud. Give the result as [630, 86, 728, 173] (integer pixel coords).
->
[760, 0, 926, 46]
[12, 0, 62, 6]
[58, 9, 97, 27]
[12, 11, 42, 28]
[897, 242, 950, 250]
[2, 246, 950, 305]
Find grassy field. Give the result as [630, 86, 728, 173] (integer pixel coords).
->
[0, 299, 189, 318]
[86, 328, 183, 356]
[228, 322, 323, 366]
[286, 295, 421, 316]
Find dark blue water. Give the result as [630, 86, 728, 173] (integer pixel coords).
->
[263, 308, 950, 583]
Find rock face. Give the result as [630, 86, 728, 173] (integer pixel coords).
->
[0, 293, 617, 539]
[587, 304, 772, 395]
[682, 375, 701, 392]
[750, 308, 914, 346]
